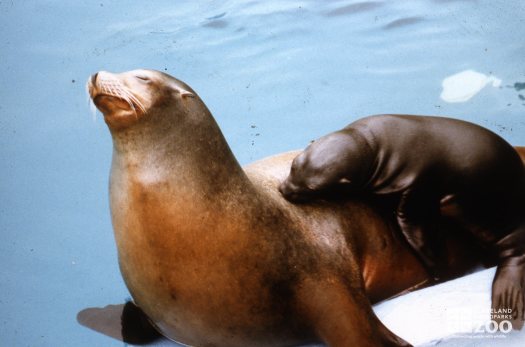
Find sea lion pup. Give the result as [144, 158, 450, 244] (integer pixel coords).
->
[86, 69, 438, 347]
[279, 114, 525, 326]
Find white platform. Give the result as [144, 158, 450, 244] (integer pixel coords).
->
[374, 267, 525, 346]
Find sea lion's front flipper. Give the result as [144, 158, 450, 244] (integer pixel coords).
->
[492, 226, 525, 329]
[396, 187, 446, 280]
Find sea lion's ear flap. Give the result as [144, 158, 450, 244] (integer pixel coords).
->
[181, 91, 195, 99]
[174, 85, 195, 99]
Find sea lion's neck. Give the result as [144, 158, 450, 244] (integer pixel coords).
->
[109, 104, 256, 205]
[341, 129, 377, 190]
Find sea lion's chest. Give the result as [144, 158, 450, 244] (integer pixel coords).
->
[108, 170, 305, 346]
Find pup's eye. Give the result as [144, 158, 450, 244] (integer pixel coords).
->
[136, 75, 150, 82]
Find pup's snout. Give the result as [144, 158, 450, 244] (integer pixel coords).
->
[279, 179, 306, 203]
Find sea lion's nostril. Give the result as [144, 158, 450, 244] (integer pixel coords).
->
[91, 72, 99, 85]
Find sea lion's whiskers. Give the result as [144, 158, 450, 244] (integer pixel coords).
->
[86, 77, 98, 121]
[110, 84, 138, 116]
[88, 73, 148, 121]
[102, 80, 145, 117]
[123, 93, 139, 119]
[122, 93, 139, 118]
[124, 89, 147, 115]
[100, 83, 110, 96]
[89, 100, 98, 121]
[108, 84, 129, 109]
[107, 84, 118, 98]
[107, 83, 118, 97]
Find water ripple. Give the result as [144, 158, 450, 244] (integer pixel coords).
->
[324, 1, 384, 17]
[383, 16, 424, 30]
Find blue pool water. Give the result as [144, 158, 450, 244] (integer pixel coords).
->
[1, 1, 525, 345]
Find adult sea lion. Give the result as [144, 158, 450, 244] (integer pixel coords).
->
[87, 70, 484, 347]
[279, 114, 525, 326]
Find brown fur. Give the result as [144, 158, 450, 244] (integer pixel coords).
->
[516, 146, 525, 163]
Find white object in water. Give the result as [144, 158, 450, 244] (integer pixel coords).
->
[440, 70, 502, 103]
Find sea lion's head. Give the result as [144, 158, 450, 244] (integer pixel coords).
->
[279, 148, 337, 202]
[278, 152, 316, 202]
[87, 69, 196, 131]
[279, 130, 372, 202]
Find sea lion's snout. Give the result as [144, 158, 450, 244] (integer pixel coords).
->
[87, 71, 116, 101]
[87, 70, 151, 130]
[279, 178, 310, 203]
[278, 179, 295, 200]
[279, 153, 312, 202]
[90, 72, 99, 86]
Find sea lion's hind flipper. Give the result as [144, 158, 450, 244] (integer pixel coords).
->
[77, 302, 163, 344]
[121, 301, 163, 344]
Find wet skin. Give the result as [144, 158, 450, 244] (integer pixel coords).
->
[280, 115, 525, 327]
